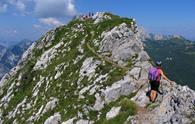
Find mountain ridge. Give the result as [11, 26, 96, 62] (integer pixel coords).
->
[0, 12, 194, 124]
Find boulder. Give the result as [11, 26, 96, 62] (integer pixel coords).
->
[103, 75, 136, 103]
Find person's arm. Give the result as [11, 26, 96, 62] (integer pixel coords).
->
[160, 69, 173, 85]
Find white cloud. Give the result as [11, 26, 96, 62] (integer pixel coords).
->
[66, 0, 76, 15]
[1, 0, 78, 17]
[34, 0, 77, 18]
[39, 17, 63, 27]
[13, 30, 17, 34]
[16, 0, 25, 11]
[33, 24, 42, 29]
[7, 0, 26, 12]
[0, 3, 7, 13]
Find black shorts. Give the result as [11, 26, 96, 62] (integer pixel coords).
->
[150, 81, 160, 91]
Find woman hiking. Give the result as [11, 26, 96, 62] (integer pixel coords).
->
[148, 61, 173, 102]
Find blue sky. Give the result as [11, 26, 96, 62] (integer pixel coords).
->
[0, 0, 195, 43]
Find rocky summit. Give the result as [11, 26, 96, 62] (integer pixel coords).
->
[0, 12, 194, 124]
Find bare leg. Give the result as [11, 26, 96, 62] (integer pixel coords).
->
[150, 90, 157, 102]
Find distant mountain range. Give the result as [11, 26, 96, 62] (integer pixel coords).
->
[0, 40, 23, 47]
[144, 34, 195, 90]
[145, 33, 184, 41]
[0, 39, 33, 79]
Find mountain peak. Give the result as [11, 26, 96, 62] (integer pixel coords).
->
[0, 13, 194, 124]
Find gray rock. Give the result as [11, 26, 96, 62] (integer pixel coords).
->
[131, 88, 150, 107]
[62, 117, 76, 124]
[128, 67, 141, 80]
[34, 42, 64, 70]
[106, 106, 121, 120]
[131, 80, 195, 124]
[93, 12, 111, 24]
[79, 57, 101, 80]
[93, 93, 105, 111]
[0, 13, 194, 124]
[137, 51, 150, 62]
[76, 119, 93, 124]
[99, 23, 143, 62]
[44, 113, 61, 124]
[42, 98, 58, 114]
[103, 75, 136, 103]
[151, 85, 195, 124]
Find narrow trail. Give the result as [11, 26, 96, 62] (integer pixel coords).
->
[87, 41, 154, 123]
[86, 31, 155, 124]
[133, 105, 154, 124]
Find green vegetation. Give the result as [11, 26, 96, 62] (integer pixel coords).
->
[0, 13, 138, 124]
[94, 14, 134, 39]
[144, 38, 195, 90]
[34, 14, 134, 123]
[99, 98, 137, 124]
[146, 102, 159, 111]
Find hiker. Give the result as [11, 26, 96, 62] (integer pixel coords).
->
[148, 61, 173, 102]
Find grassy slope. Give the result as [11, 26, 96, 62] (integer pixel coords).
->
[0, 13, 137, 123]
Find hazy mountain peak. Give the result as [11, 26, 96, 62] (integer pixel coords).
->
[145, 33, 184, 41]
[0, 39, 33, 80]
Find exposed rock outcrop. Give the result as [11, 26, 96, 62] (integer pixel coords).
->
[0, 12, 194, 124]
[106, 106, 121, 120]
[130, 80, 195, 124]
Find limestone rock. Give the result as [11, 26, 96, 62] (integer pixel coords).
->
[131, 80, 195, 124]
[42, 98, 58, 114]
[128, 67, 141, 80]
[76, 119, 93, 124]
[93, 12, 111, 24]
[99, 23, 143, 62]
[62, 117, 76, 124]
[93, 93, 105, 111]
[44, 113, 61, 124]
[79, 57, 101, 80]
[34, 42, 64, 70]
[106, 106, 121, 120]
[0, 12, 194, 124]
[103, 75, 136, 103]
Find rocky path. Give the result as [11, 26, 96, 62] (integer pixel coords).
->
[130, 105, 155, 124]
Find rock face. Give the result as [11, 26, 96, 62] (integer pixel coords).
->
[0, 12, 194, 124]
[92, 12, 112, 24]
[100, 23, 144, 62]
[130, 80, 195, 124]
